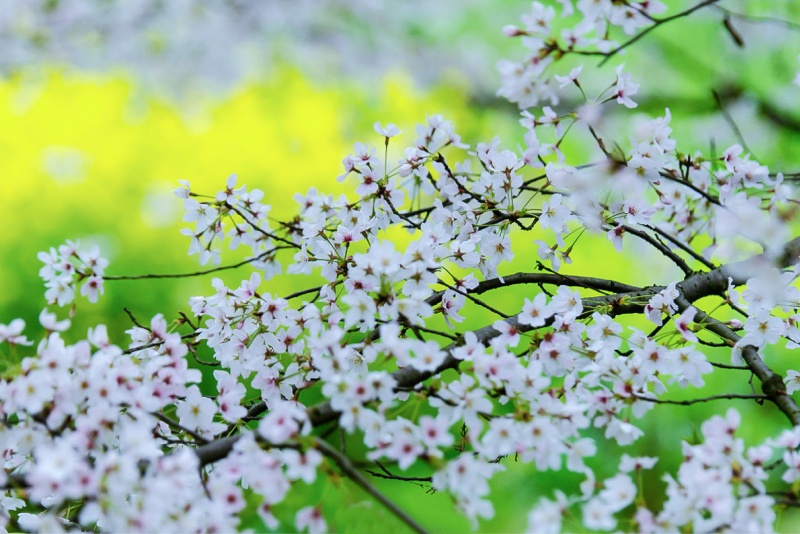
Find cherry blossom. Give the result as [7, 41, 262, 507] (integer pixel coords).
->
[4, 2, 800, 533]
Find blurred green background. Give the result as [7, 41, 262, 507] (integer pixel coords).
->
[2, 1, 800, 531]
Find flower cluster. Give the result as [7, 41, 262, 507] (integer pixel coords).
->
[2, 1, 800, 533]
[498, 1, 664, 109]
[37, 240, 108, 307]
[642, 409, 775, 533]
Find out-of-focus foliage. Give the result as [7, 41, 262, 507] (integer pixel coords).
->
[0, 0, 531, 97]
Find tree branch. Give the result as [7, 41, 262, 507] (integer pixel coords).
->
[675, 295, 800, 426]
[597, 0, 722, 67]
[104, 248, 291, 280]
[195, 236, 800, 467]
[314, 438, 430, 534]
[634, 392, 767, 406]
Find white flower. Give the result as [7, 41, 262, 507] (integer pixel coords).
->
[374, 121, 401, 138]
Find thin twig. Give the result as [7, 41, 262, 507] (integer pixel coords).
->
[227, 205, 300, 248]
[645, 222, 716, 269]
[709, 361, 749, 370]
[121, 332, 199, 355]
[153, 411, 209, 444]
[712, 89, 757, 160]
[598, 0, 722, 67]
[104, 248, 291, 280]
[366, 470, 433, 483]
[621, 224, 694, 276]
[283, 285, 324, 301]
[634, 393, 767, 406]
[314, 438, 430, 534]
[436, 280, 512, 319]
[123, 307, 147, 329]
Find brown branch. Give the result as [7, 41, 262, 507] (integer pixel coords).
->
[366, 470, 432, 483]
[709, 361, 749, 371]
[153, 411, 209, 444]
[379, 184, 423, 230]
[597, 0, 722, 67]
[675, 295, 800, 426]
[645, 222, 717, 270]
[634, 393, 767, 406]
[123, 307, 147, 329]
[195, 236, 800, 468]
[435, 280, 513, 319]
[424, 272, 642, 308]
[196, 434, 241, 466]
[227, 205, 300, 248]
[104, 248, 290, 281]
[620, 224, 694, 276]
[283, 285, 325, 301]
[121, 332, 199, 355]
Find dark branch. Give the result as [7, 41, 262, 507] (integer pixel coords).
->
[597, 0, 722, 67]
[195, 236, 800, 468]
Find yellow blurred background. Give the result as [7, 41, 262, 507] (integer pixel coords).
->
[0, 67, 519, 336]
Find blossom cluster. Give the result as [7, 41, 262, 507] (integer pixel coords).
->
[37, 240, 108, 307]
[2, 1, 800, 533]
[497, 0, 664, 109]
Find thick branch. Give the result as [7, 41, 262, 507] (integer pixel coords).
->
[196, 237, 800, 466]
[676, 296, 800, 426]
[423, 272, 641, 314]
